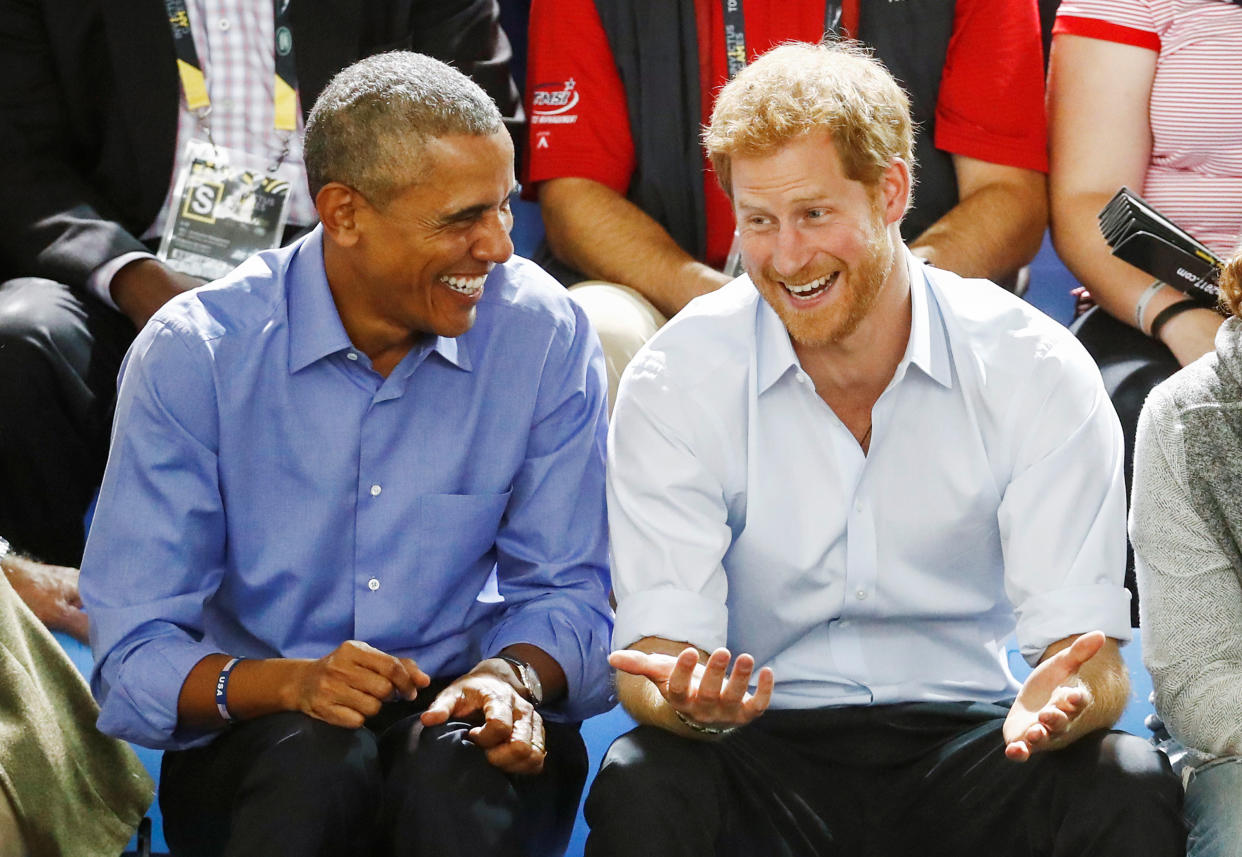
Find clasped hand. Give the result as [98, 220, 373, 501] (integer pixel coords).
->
[611, 646, 774, 732]
[1002, 631, 1105, 762]
[421, 664, 548, 775]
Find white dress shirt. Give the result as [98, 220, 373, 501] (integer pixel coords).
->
[608, 251, 1132, 711]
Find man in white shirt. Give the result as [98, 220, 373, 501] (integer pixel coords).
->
[587, 41, 1184, 857]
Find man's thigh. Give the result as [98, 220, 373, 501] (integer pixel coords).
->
[160, 712, 382, 857]
[376, 713, 588, 857]
[1185, 756, 1242, 857]
[889, 711, 1185, 857]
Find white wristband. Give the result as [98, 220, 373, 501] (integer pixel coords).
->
[1134, 279, 1168, 332]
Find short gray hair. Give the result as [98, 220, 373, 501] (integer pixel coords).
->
[305, 51, 503, 206]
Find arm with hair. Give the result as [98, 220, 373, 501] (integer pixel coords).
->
[1048, 33, 1220, 364]
[908, 155, 1047, 281]
[539, 178, 731, 316]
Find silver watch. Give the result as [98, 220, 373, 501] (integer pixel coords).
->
[0, 537, 10, 563]
[497, 654, 544, 707]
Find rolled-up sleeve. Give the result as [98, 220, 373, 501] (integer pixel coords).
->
[484, 299, 615, 722]
[607, 351, 733, 656]
[997, 338, 1132, 664]
[81, 318, 229, 750]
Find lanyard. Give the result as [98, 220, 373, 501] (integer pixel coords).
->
[166, 0, 300, 131]
[720, 1, 846, 80]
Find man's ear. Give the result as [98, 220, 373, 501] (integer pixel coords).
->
[879, 158, 912, 226]
[316, 183, 361, 247]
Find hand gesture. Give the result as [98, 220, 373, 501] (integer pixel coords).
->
[610, 646, 774, 731]
[421, 668, 547, 775]
[290, 640, 429, 729]
[1003, 631, 1105, 762]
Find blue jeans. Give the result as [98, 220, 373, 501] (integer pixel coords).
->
[1186, 756, 1242, 857]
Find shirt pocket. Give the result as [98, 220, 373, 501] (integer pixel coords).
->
[413, 490, 512, 583]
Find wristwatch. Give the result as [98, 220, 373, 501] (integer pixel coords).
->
[496, 654, 544, 707]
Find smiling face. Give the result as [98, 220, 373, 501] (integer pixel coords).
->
[732, 131, 907, 349]
[337, 129, 516, 340]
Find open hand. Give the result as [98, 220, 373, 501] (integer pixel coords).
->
[422, 668, 547, 774]
[1003, 631, 1106, 761]
[290, 640, 429, 729]
[610, 646, 774, 731]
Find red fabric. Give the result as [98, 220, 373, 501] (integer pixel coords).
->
[1051, 15, 1162, 51]
[935, 0, 1050, 174]
[526, 0, 1048, 269]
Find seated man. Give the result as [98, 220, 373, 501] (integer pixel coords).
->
[82, 52, 612, 857]
[588, 42, 1183, 856]
[525, 0, 1049, 403]
[0, 0, 520, 569]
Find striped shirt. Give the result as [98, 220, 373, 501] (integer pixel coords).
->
[1055, 0, 1242, 257]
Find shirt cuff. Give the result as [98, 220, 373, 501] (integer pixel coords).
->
[88, 251, 157, 310]
[613, 587, 729, 654]
[485, 606, 615, 723]
[1014, 583, 1133, 666]
[95, 636, 223, 751]
[1052, 15, 1161, 52]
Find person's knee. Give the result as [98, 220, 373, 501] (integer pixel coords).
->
[1068, 731, 1183, 821]
[587, 725, 716, 817]
[1185, 757, 1242, 857]
[245, 712, 382, 810]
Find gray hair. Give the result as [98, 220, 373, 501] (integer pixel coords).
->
[304, 51, 503, 206]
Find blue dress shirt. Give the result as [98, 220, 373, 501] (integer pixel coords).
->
[82, 227, 614, 749]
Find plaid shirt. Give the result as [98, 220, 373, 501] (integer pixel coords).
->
[145, 0, 316, 239]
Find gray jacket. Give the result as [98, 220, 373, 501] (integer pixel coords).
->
[1131, 316, 1242, 763]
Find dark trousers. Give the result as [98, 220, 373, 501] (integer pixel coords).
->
[0, 277, 133, 566]
[160, 702, 588, 857]
[585, 701, 1186, 857]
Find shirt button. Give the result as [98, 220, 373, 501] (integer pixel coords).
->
[218, 17, 231, 30]
[367, 578, 380, 591]
[370, 484, 382, 496]
[346, 352, 359, 361]
[854, 499, 863, 513]
[855, 589, 868, 600]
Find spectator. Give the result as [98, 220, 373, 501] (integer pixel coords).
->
[82, 52, 612, 857]
[1048, 0, 1242, 574]
[0, 0, 521, 568]
[1131, 247, 1242, 857]
[0, 536, 87, 642]
[587, 41, 1182, 856]
[0, 551, 152, 857]
[526, 0, 1049, 403]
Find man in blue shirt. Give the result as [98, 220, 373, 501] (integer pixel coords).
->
[81, 52, 613, 857]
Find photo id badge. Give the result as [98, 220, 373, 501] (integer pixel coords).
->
[158, 140, 295, 281]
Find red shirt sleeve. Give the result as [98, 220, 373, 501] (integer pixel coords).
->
[934, 0, 1049, 173]
[523, 0, 636, 199]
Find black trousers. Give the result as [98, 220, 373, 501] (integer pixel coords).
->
[585, 701, 1186, 857]
[160, 702, 588, 857]
[0, 277, 134, 566]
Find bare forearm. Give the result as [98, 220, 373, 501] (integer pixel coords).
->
[176, 654, 307, 730]
[909, 170, 1047, 281]
[1048, 635, 1130, 741]
[614, 637, 713, 740]
[539, 178, 730, 316]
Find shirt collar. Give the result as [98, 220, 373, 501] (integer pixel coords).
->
[286, 226, 473, 375]
[755, 248, 952, 395]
